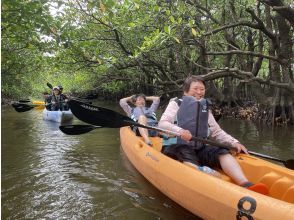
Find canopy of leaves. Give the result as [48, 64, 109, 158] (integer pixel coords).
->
[2, 0, 294, 102]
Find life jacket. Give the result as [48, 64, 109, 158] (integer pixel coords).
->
[51, 94, 67, 111]
[131, 106, 157, 126]
[177, 96, 209, 149]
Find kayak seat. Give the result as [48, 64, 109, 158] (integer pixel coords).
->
[258, 172, 294, 201]
[150, 137, 163, 152]
[258, 172, 282, 189]
[282, 185, 294, 203]
[269, 176, 294, 202]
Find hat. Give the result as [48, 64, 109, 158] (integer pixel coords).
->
[53, 86, 60, 90]
[58, 85, 63, 89]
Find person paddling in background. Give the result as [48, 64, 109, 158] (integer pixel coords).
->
[51, 86, 69, 111]
[158, 75, 269, 195]
[43, 91, 52, 110]
[58, 85, 69, 110]
[120, 94, 160, 146]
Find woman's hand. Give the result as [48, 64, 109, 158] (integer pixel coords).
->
[232, 142, 248, 154]
[179, 129, 192, 142]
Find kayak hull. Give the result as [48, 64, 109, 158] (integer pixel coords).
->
[120, 127, 294, 220]
[42, 109, 73, 123]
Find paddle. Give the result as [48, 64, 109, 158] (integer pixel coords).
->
[67, 99, 294, 169]
[12, 102, 53, 113]
[19, 99, 31, 103]
[12, 102, 36, 112]
[59, 124, 102, 135]
[247, 151, 294, 169]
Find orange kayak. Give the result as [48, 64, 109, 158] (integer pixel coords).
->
[32, 101, 45, 109]
[120, 127, 294, 220]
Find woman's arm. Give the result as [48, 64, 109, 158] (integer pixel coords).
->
[147, 96, 160, 112]
[119, 96, 133, 116]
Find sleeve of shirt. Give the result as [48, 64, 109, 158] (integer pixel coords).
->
[158, 101, 183, 133]
[119, 99, 132, 116]
[149, 98, 160, 113]
[208, 111, 240, 146]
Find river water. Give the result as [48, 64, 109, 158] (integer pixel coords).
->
[2, 101, 294, 219]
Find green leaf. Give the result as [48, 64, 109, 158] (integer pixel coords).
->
[170, 16, 175, 23]
[164, 26, 171, 35]
[191, 28, 197, 37]
[174, 37, 180, 43]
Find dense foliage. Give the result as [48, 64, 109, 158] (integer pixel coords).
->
[2, 0, 294, 124]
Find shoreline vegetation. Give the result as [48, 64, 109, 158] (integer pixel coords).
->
[2, 1, 293, 126]
[3, 93, 292, 126]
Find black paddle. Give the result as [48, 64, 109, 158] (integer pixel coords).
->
[19, 99, 31, 103]
[12, 102, 36, 112]
[12, 102, 51, 113]
[59, 124, 102, 135]
[67, 99, 294, 170]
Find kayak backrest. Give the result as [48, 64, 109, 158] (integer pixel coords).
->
[150, 137, 163, 152]
[258, 171, 294, 203]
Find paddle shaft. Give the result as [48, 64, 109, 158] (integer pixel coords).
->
[131, 122, 237, 151]
[132, 123, 294, 167]
[248, 151, 285, 163]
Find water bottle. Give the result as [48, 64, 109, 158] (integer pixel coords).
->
[198, 166, 221, 178]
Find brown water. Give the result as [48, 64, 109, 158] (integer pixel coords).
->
[2, 101, 294, 219]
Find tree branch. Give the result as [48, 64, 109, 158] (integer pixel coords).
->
[260, 0, 294, 26]
[205, 50, 284, 64]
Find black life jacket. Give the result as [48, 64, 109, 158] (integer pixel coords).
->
[51, 94, 67, 111]
[176, 96, 210, 149]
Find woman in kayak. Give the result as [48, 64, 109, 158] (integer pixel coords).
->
[120, 94, 160, 146]
[58, 85, 69, 110]
[158, 75, 269, 195]
[51, 86, 69, 111]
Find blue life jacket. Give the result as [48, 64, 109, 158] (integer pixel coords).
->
[131, 106, 158, 126]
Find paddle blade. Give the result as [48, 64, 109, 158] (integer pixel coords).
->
[47, 82, 53, 89]
[59, 125, 100, 135]
[19, 99, 31, 103]
[285, 159, 294, 170]
[12, 103, 35, 112]
[68, 99, 136, 128]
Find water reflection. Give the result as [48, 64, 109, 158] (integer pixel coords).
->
[219, 119, 294, 160]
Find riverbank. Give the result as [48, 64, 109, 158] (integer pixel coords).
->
[2, 94, 292, 126]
